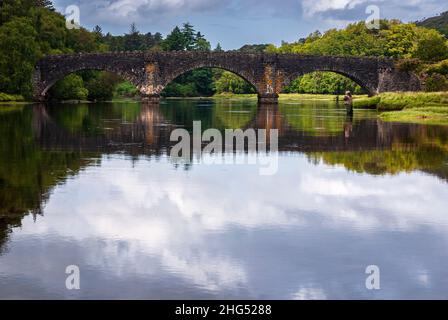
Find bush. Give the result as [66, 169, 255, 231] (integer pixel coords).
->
[49, 74, 88, 100]
[115, 81, 138, 97]
[413, 29, 448, 62]
[425, 74, 448, 92]
[86, 72, 121, 101]
[395, 58, 422, 72]
[425, 60, 448, 75]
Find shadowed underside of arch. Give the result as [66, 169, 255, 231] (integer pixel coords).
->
[33, 52, 422, 103]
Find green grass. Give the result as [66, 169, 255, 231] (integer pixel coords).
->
[377, 92, 448, 111]
[352, 96, 381, 109]
[378, 92, 448, 125]
[380, 105, 448, 125]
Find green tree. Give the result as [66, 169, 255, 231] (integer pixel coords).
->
[86, 72, 121, 101]
[0, 17, 40, 98]
[123, 23, 142, 51]
[214, 43, 224, 52]
[214, 71, 255, 94]
[413, 29, 448, 61]
[162, 26, 185, 51]
[182, 22, 196, 50]
[194, 32, 211, 51]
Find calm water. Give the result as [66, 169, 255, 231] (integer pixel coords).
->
[1, 98, 448, 299]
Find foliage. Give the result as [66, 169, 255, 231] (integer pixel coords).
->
[413, 29, 448, 62]
[86, 72, 121, 101]
[49, 74, 88, 100]
[425, 59, 448, 75]
[425, 74, 448, 92]
[115, 81, 139, 98]
[272, 20, 448, 62]
[270, 19, 448, 94]
[214, 71, 255, 94]
[395, 58, 422, 72]
[285, 72, 364, 95]
[0, 17, 40, 98]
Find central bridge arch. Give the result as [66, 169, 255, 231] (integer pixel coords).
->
[159, 64, 259, 95]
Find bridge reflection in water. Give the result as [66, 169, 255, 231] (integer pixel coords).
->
[32, 102, 417, 155]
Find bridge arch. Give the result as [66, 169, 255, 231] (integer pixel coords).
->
[33, 53, 146, 100]
[284, 69, 376, 96]
[159, 64, 261, 95]
[38, 67, 141, 98]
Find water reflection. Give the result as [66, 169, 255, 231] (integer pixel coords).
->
[1, 99, 448, 299]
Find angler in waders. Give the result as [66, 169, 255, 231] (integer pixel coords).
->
[343, 91, 354, 115]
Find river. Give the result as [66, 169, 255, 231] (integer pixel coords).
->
[1, 98, 448, 299]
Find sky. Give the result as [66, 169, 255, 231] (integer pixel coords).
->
[52, 0, 448, 49]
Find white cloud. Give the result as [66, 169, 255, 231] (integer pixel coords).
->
[302, 0, 368, 16]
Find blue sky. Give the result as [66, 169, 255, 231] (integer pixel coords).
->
[53, 0, 448, 49]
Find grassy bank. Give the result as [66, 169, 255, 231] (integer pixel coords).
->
[377, 92, 448, 111]
[0, 92, 25, 102]
[378, 92, 448, 125]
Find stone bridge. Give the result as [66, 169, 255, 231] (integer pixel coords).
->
[33, 52, 422, 103]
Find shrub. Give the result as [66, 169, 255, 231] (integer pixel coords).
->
[395, 58, 421, 72]
[425, 73, 448, 92]
[49, 74, 88, 101]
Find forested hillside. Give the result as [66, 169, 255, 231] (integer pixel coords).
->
[417, 11, 448, 38]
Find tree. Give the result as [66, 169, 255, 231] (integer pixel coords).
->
[215, 71, 255, 94]
[0, 17, 40, 98]
[214, 43, 223, 52]
[162, 26, 185, 51]
[182, 22, 196, 50]
[194, 37, 211, 51]
[413, 29, 448, 61]
[86, 72, 121, 101]
[124, 22, 142, 51]
[382, 23, 418, 58]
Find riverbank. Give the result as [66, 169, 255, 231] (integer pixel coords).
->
[377, 92, 448, 125]
[0, 93, 25, 102]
